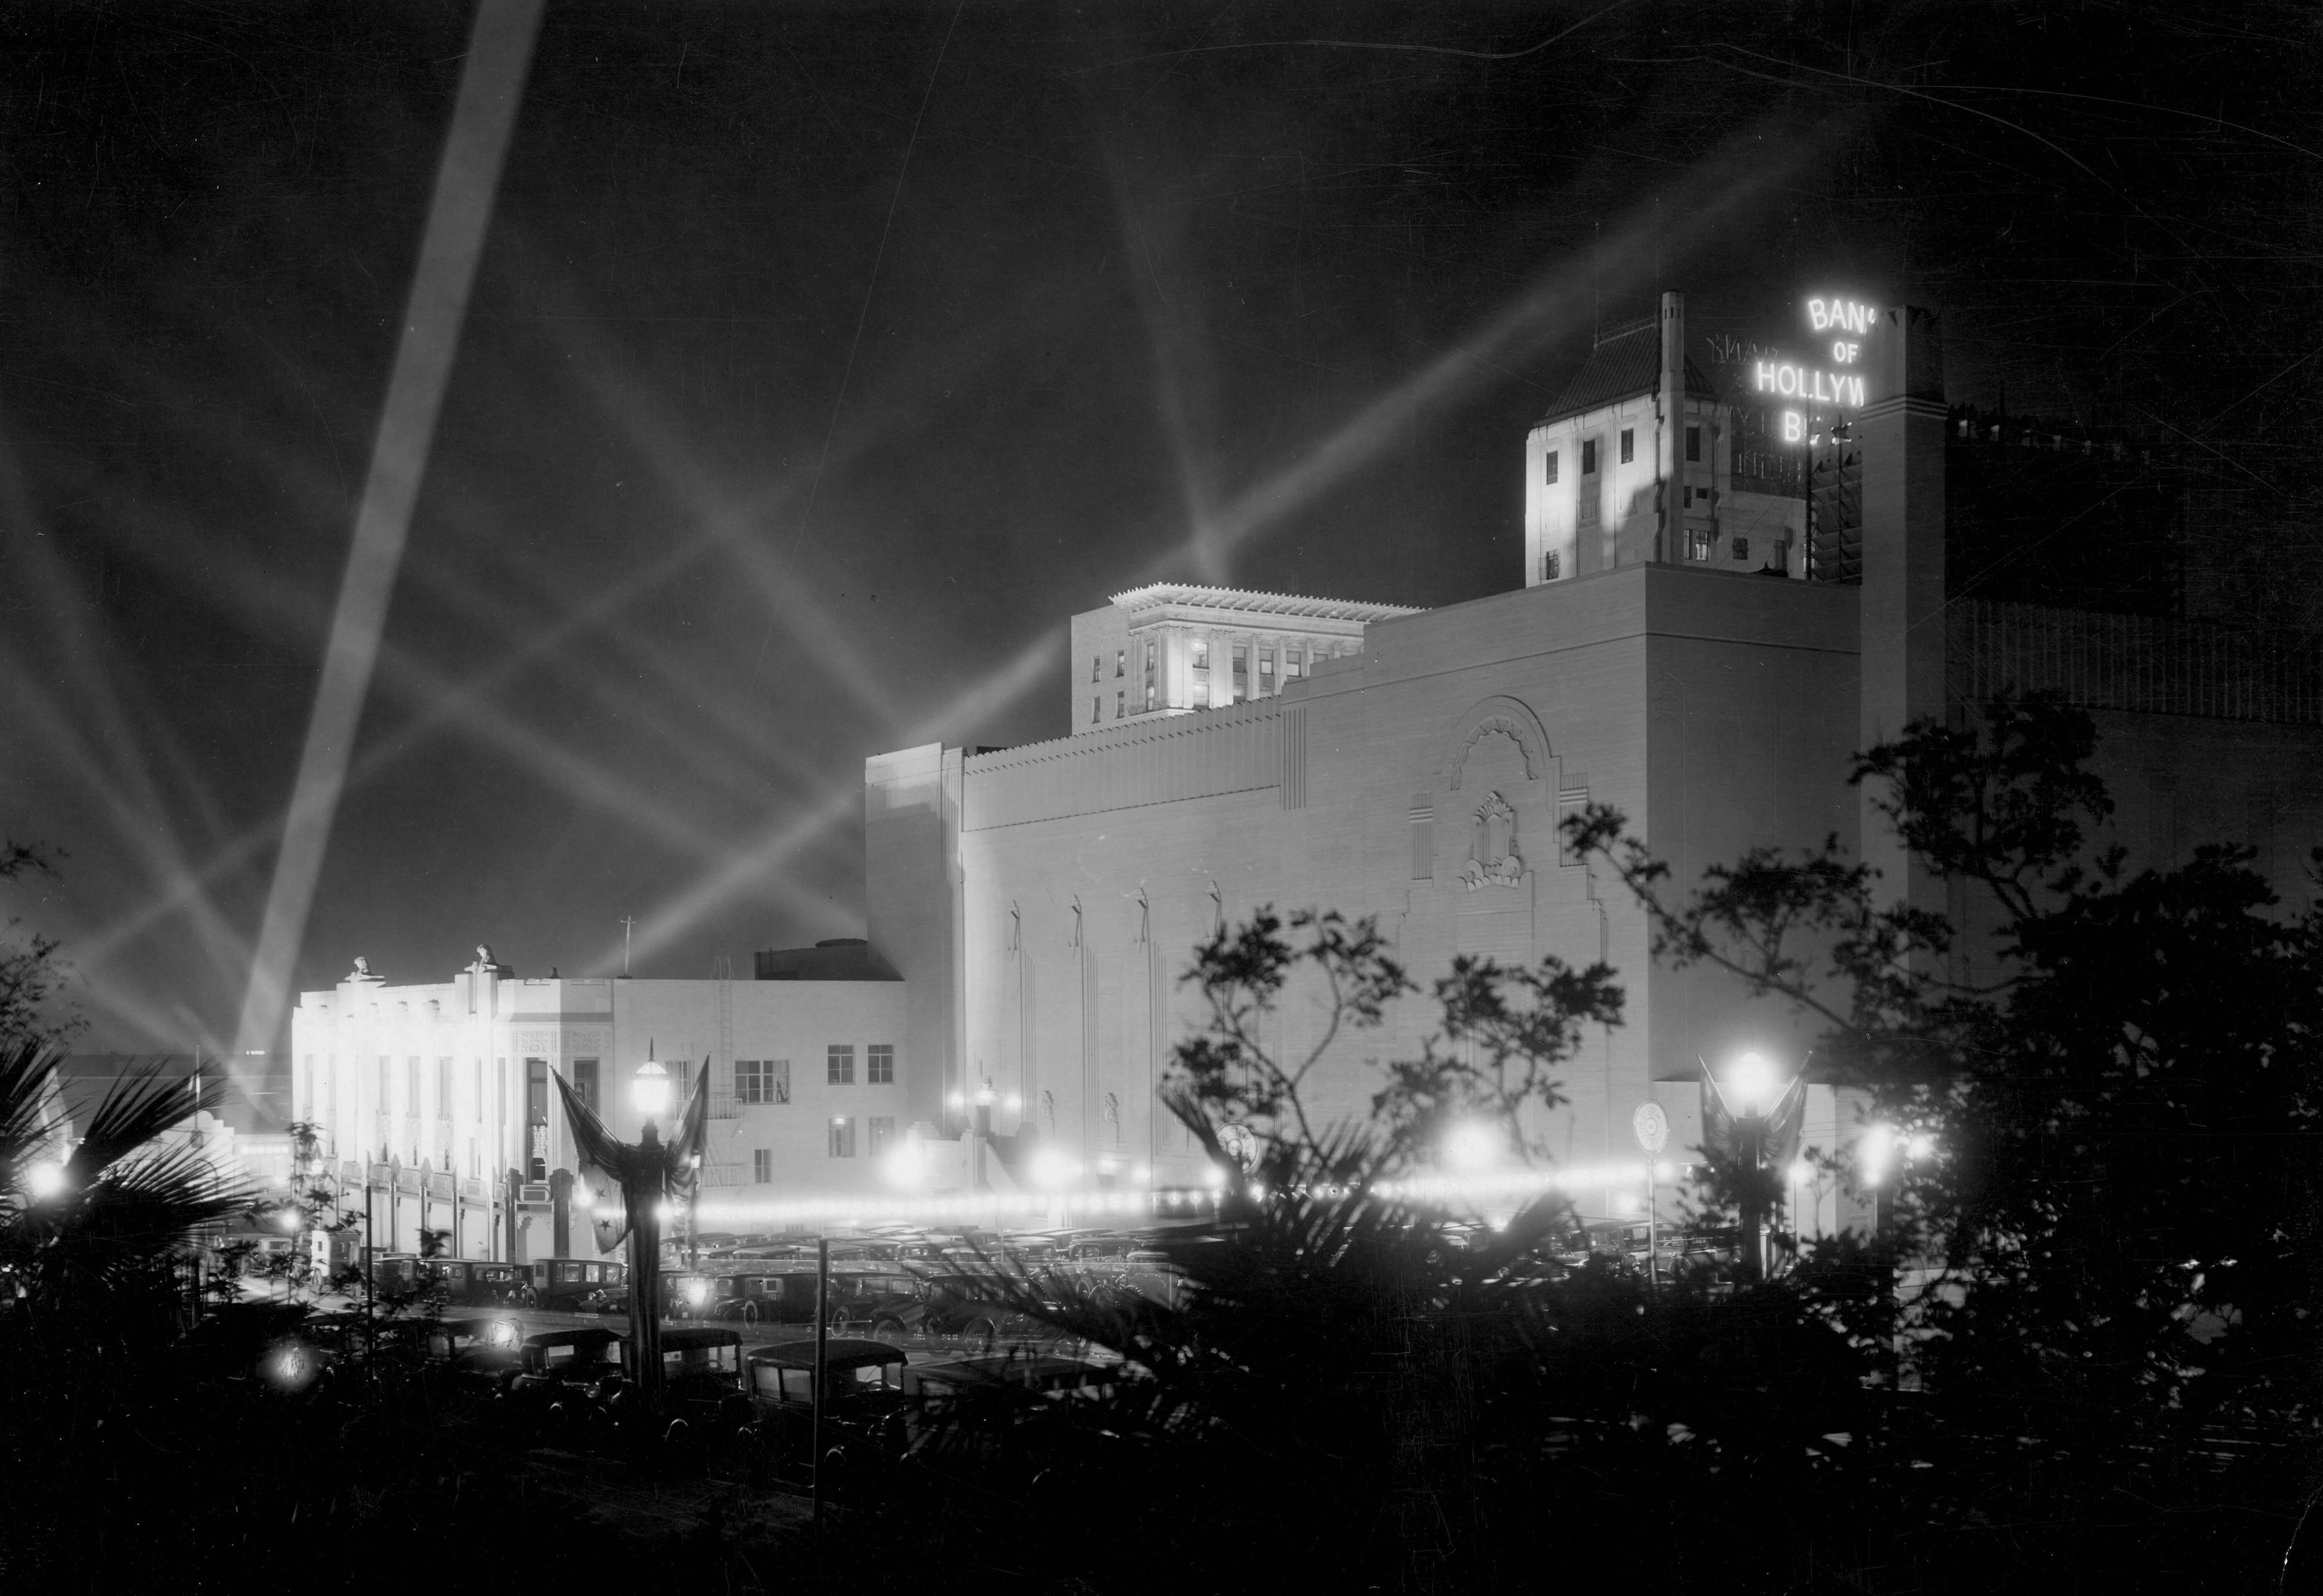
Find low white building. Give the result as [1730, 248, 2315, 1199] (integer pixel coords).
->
[291, 944, 928, 1262]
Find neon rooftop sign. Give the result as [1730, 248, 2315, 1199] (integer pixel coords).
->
[1759, 294, 1879, 440]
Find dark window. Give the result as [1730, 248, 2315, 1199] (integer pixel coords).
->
[1541, 549, 1560, 581]
[1092, 697, 1100, 723]
[1114, 650, 1125, 677]
[572, 1059, 598, 1112]
[1732, 536, 1751, 561]
[868, 1116, 895, 1158]
[1581, 439, 1597, 474]
[1544, 449, 1559, 485]
[525, 1059, 548, 1179]
[828, 1045, 855, 1085]
[1686, 425, 1701, 463]
[754, 1150, 772, 1184]
[1191, 639, 1209, 671]
[868, 1044, 894, 1085]
[829, 1118, 857, 1158]
[737, 1059, 790, 1105]
[1116, 690, 1125, 718]
[1231, 646, 1247, 682]
[1090, 655, 1101, 682]
[1619, 428, 1634, 464]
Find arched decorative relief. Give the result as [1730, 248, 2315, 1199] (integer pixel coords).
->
[1441, 694, 1554, 790]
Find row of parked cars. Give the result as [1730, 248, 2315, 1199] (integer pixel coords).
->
[382, 1227, 1181, 1325]
[175, 1297, 1113, 1485]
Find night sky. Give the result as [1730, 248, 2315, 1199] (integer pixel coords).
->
[2, 1, 2314, 1057]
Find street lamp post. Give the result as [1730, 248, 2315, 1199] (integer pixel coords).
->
[1715, 1051, 1785, 1285]
[973, 1083, 995, 1192]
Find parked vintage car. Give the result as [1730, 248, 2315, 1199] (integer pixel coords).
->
[170, 1300, 333, 1395]
[422, 1312, 526, 1396]
[512, 1258, 627, 1312]
[697, 1267, 923, 1329]
[624, 1325, 751, 1443]
[866, 1273, 1073, 1349]
[890, 1353, 1127, 1493]
[663, 1271, 719, 1319]
[1059, 1235, 1138, 1273]
[421, 1258, 530, 1307]
[503, 1326, 626, 1438]
[740, 1336, 911, 1464]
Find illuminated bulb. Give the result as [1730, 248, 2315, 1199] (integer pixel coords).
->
[24, 1161, 66, 1199]
[1860, 1123, 1897, 1187]
[1725, 1052, 1777, 1116]
[1440, 1121, 1501, 1176]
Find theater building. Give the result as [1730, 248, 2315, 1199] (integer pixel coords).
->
[864, 291, 2323, 1233]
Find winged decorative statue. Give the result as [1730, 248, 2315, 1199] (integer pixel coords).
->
[550, 1058, 709, 1406]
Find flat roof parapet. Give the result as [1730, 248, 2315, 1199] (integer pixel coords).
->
[1107, 582, 1422, 625]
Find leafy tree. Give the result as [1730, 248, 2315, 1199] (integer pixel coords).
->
[1567, 690, 2323, 1582]
[0, 840, 80, 1048]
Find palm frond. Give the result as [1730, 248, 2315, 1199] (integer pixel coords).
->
[66, 1058, 223, 1183]
[0, 1032, 62, 1170]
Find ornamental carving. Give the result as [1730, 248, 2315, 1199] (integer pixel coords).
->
[1459, 791, 1524, 891]
[1440, 694, 1553, 790]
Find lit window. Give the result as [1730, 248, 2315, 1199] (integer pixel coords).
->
[868, 1044, 894, 1085]
[1146, 684, 1157, 709]
[1544, 449, 1559, 485]
[1283, 652, 1303, 679]
[1686, 425, 1701, 463]
[753, 1150, 772, 1184]
[828, 1118, 857, 1158]
[1581, 439, 1598, 474]
[1258, 650, 1275, 689]
[1191, 639, 1209, 671]
[1689, 528, 1714, 561]
[828, 1045, 855, 1085]
[1192, 682, 1211, 708]
[1619, 428, 1634, 464]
